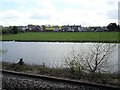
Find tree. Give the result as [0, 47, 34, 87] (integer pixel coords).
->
[107, 23, 118, 31]
[117, 25, 120, 31]
[7, 26, 13, 33]
[64, 50, 83, 76]
[1, 26, 14, 34]
[64, 43, 116, 77]
[41, 25, 46, 31]
[12, 26, 18, 34]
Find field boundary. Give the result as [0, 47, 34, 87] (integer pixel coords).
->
[1, 40, 120, 43]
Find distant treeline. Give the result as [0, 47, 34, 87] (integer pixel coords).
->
[1, 26, 21, 34]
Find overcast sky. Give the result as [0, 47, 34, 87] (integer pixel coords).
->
[0, 0, 119, 26]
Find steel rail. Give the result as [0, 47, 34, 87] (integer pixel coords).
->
[1, 70, 120, 90]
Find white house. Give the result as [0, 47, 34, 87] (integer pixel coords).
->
[21, 26, 28, 31]
[61, 25, 82, 32]
[53, 26, 59, 32]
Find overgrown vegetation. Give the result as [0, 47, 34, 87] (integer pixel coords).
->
[1, 61, 120, 86]
[1, 26, 21, 34]
[64, 43, 116, 78]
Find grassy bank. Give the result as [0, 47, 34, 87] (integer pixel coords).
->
[2, 32, 120, 42]
[1, 61, 120, 86]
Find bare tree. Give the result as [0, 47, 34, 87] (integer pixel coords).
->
[64, 43, 116, 76]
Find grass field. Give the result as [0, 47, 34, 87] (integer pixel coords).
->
[2, 32, 120, 42]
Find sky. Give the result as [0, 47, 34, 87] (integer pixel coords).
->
[0, 0, 119, 26]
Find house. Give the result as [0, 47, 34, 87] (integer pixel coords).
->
[102, 26, 108, 31]
[75, 25, 82, 32]
[21, 26, 28, 31]
[95, 28, 104, 32]
[28, 24, 34, 31]
[68, 26, 72, 31]
[78, 26, 82, 31]
[80, 27, 88, 32]
[61, 25, 82, 32]
[32, 26, 43, 32]
[28, 25, 43, 32]
[61, 25, 68, 32]
[53, 26, 59, 32]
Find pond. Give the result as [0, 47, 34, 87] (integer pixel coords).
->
[1, 41, 119, 73]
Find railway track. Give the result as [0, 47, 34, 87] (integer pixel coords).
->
[1, 70, 120, 90]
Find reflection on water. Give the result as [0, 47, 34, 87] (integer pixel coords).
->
[1, 41, 119, 73]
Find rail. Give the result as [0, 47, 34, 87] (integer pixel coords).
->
[1, 70, 120, 90]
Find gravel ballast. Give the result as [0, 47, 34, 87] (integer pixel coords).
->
[2, 71, 119, 90]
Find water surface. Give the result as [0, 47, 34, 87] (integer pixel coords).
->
[1, 41, 119, 72]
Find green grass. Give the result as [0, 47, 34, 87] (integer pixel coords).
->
[2, 32, 120, 42]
